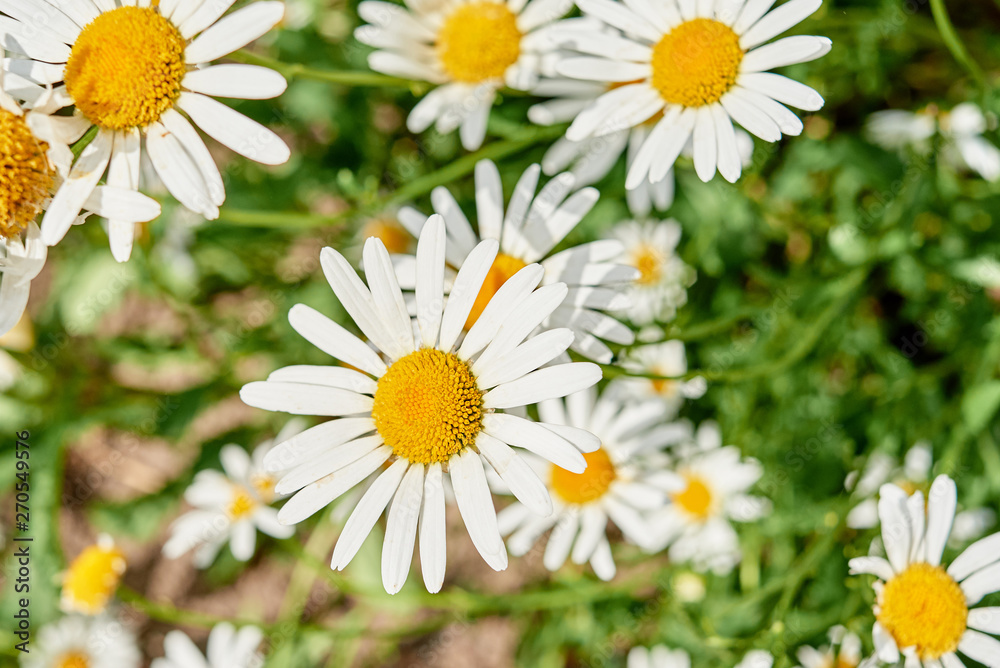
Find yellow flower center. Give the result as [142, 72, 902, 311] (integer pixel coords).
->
[64, 7, 186, 130]
[250, 473, 277, 503]
[631, 244, 664, 285]
[362, 217, 412, 254]
[372, 349, 484, 464]
[228, 487, 257, 520]
[651, 377, 676, 396]
[672, 473, 714, 520]
[550, 448, 617, 505]
[465, 252, 527, 330]
[877, 562, 968, 660]
[436, 1, 522, 83]
[650, 18, 744, 107]
[56, 652, 90, 668]
[0, 109, 55, 239]
[61, 543, 126, 614]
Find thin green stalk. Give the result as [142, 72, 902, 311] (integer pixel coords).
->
[929, 0, 986, 87]
[230, 50, 417, 89]
[71, 125, 99, 160]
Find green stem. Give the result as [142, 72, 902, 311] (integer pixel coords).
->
[71, 125, 99, 160]
[230, 50, 417, 89]
[929, 0, 987, 86]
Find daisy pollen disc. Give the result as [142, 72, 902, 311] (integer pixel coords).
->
[64, 6, 186, 130]
[56, 652, 89, 668]
[0, 109, 55, 239]
[467, 252, 528, 329]
[436, 2, 522, 83]
[651, 19, 744, 108]
[228, 487, 258, 520]
[632, 243, 665, 285]
[61, 543, 126, 614]
[551, 448, 616, 504]
[876, 562, 968, 659]
[672, 473, 713, 520]
[372, 348, 484, 464]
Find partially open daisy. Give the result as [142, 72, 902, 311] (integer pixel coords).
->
[615, 341, 706, 417]
[550, 0, 830, 188]
[849, 474, 1000, 667]
[794, 626, 863, 668]
[152, 624, 263, 668]
[60, 535, 126, 615]
[162, 422, 302, 567]
[2, 0, 290, 260]
[649, 421, 770, 575]
[355, 0, 571, 149]
[241, 215, 602, 593]
[626, 644, 691, 668]
[497, 386, 686, 580]
[24, 615, 141, 668]
[394, 159, 638, 363]
[608, 219, 694, 326]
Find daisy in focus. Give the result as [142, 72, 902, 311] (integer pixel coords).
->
[163, 422, 303, 567]
[152, 623, 263, 668]
[354, 0, 571, 150]
[649, 421, 770, 575]
[615, 341, 706, 417]
[241, 216, 602, 593]
[626, 644, 691, 668]
[22, 615, 141, 668]
[497, 386, 687, 580]
[849, 474, 1000, 667]
[794, 626, 863, 668]
[1, 0, 291, 260]
[60, 535, 127, 615]
[550, 0, 831, 189]
[609, 219, 695, 326]
[395, 159, 639, 363]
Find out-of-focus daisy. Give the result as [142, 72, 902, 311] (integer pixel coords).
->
[394, 159, 638, 363]
[795, 626, 863, 668]
[649, 421, 770, 575]
[609, 219, 694, 326]
[864, 108, 936, 154]
[849, 474, 1000, 667]
[2, 0, 291, 259]
[550, 0, 830, 188]
[626, 644, 691, 668]
[242, 216, 602, 593]
[846, 442, 995, 545]
[736, 650, 774, 668]
[354, 0, 571, 150]
[615, 341, 706, 416]
[60, 535, 126, 615]
[497, 386, 687, 580]
[152, 623, 263, 668]
[360, 212, 414, 256]
[163, 421, 303, 567]
[0, 225, 45, 338]
[22, 615, 140, 668]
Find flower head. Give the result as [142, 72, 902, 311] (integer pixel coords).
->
[152, 624, 263, 668]
[22, 615, 140, 668]
[60, 535, 126, 615]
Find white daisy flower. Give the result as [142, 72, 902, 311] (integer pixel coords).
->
[22, 615, 141, 668]
[846, 442, 994, 545]
[794, 625, 864, 668]
[849, 474, 1000, 667]
[649, 421, 770, 575]
[550, 0, 831, 188]
[626, 644, 691, 668]
[496, 386, 687, 580]
[354, 0, 571, 150]
[163, 421, 303, 567]
[152, 623, 264, 668]
[736, 650, 774, 668]
[60, 534, 127, 615]
[864, 108, 936, 154]
[1, 0, 291, 259]
[940, 103, 1000, 182]
[615, 341, 706, 416]
[241, 215, 603, 593]
[394, 159, 639, 363]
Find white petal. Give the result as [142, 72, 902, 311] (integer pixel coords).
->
[287, 303, 387, 377]
[450, 449, 508, 570]
[415, 215, 446, 348]
[438, 239, 500, 352]
[693, 106, 718, 182]
[145, 122, 219, 218]
[960, 562, 1000, 606]
[267, 365, 378, 394]
[968, 608, 1000, 635]
[957, 630, 1000, 668]
[382, 463, 424, 594]
[879, 483, 912, 573]
[178, 92, 290, 165]
[40, 129, 111, 245]
[363, 237, 415, 356]
[720, 93, 781, 142]
[477, 432, 552, 516]
[275, 435, 383, 494]
[475, 329, 575, 389]
[184, 2, 285, 63]
[925, 474, 957, 566]
[483, 363, 602, 409]
[183, 64, 287, 100]
[949, 533, 1000, 582]
[738, 72, 825, 111]
[458, 264, 545, 359]
[571, 505, 607, 564]
[544, 510, 579, 571]
[419, 463, 447, 592]
[848, 556, 895, 581]
[481, 413, 586, 473]
[179, 0, 238, 39]
[739, 0, 822, 50]
[264, 417, 376, 473]
[575, 0, 661, 40]
[332, 458, 409, 570]
[240, 381, 374, 416]
[741, 35, 832, 72]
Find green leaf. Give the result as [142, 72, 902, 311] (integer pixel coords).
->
[962, 381, 1000, 433]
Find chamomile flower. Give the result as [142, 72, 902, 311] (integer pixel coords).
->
[162, 421, 303, 567]
[849, 475, 1000, 667]
[794, 626, 863, 668]
[626, 644, 691, 668]
[152, 623, 264, 668]
[60, 535, 126, 615]
[22, 615, 140, 668]
[1, 0, 291, 259]
[737, 650, 775, 668]
[241, 216, 602, 593]
[354, 0, 571, 150]
[609, 219, 695, 326]
[394, 159, 639, 363]
[615, 341, 706, 416]
[649, 421, 770, 575]
[496, 386, 687, 580]
[550, 0, 830, 188]
[864, 108, 936, 154]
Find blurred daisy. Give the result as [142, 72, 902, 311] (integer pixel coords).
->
[551, 0, 830, 188]
[849, 475, 1000, 667]
[609, 219, 694, 326]
[354, 0, 571, 149]
[22, 615, 140, 668]
[242, 216, 602, 593]
[795, 626, 863, 668]
[497, 386, 687, 580]
[60, 535, 126, 615]
[152, 624, 263, 668]
[395, 159, 639, 363]
[2, 0, 290, 259]
[626, 644, 691, 668]
[649, 421, 770, 575]
[360, 212, 414, 256]
[615, 341, 706, 416]
[736, 650, 774, 668]
[163, 421, 304, 567]
[864, 108, 936, 154]
[846, 442, 994, 545]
